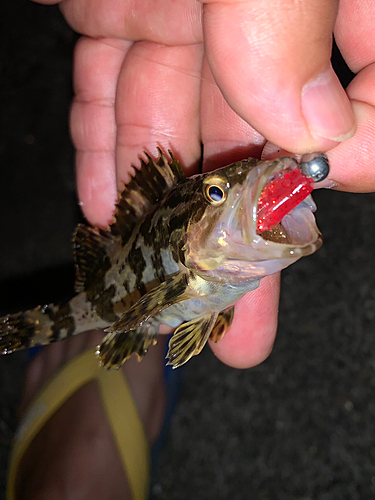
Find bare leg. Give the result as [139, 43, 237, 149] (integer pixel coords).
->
[15, 330, 166, 500]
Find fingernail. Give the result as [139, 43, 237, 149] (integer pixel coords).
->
[302, 66, 356, 142]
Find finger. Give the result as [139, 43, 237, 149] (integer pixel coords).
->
[71, 37, 131, 227]
[201, 0, 355, 153]
[322, 1, 375, 192]
[335, 0, 375, 73]
[200, 58, 266, 169]
[325, 78, 375, 193]
[201, 59, 280, 369]
[262, 67, 375, 193]
[209, 274, 280, 369]
[59, 0, 202, 45]
[114, 42, 203, 185]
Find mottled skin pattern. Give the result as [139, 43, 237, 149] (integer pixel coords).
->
[0, 151, 321, 368]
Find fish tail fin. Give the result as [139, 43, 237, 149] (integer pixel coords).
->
[0, 301, 76, 354]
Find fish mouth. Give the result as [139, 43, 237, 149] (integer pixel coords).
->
[242, 157, 322, 257]
[184, 156, 323, 282]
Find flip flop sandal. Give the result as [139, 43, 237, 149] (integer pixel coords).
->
[7, 350, 151, 500]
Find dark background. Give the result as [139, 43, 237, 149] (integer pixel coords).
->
[1, 2, 375, 499]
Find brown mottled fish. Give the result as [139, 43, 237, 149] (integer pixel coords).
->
[0, 150, 327, 368]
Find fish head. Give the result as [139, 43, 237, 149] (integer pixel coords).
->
[184, 156, 322, 282]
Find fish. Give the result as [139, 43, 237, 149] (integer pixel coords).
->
[0, 150, 324, 369]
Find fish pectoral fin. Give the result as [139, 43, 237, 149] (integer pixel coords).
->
[98, 272, 199, 369]
[166, 312, 218, 369]
[209, 306, 235, 343]
[108, 272, 192, 334]
[97, 320, 159, 370]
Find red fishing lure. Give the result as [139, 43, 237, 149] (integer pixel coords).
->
[257, 168, 314, 232]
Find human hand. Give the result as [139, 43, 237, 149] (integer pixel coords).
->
[34, 0, 375, 368]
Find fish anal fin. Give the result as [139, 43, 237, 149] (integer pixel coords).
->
[74, 224, 117, 294]
[110, 150, 186, 242]
[97, 319, 159, 370]
[209, 306, 235, 343]
[166, 312, 218, 369]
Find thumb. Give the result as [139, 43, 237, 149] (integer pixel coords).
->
[202, 0, 355, 153]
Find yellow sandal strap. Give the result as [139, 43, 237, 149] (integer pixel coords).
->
[7, 350, 149, 500]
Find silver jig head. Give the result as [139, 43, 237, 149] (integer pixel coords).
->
[300, 153, 330, 182]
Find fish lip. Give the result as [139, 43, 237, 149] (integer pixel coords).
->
[240, 157, 322, 254]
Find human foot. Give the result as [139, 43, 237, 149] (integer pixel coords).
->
[15, 330, 167, 500]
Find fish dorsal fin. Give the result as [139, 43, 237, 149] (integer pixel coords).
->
[74, 224, 117, 294]
[110, 149, 186, 241]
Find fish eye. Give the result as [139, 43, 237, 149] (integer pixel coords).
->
[205, 184, 226, 205]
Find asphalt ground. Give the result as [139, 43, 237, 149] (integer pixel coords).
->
[1, 3, 375, 499]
